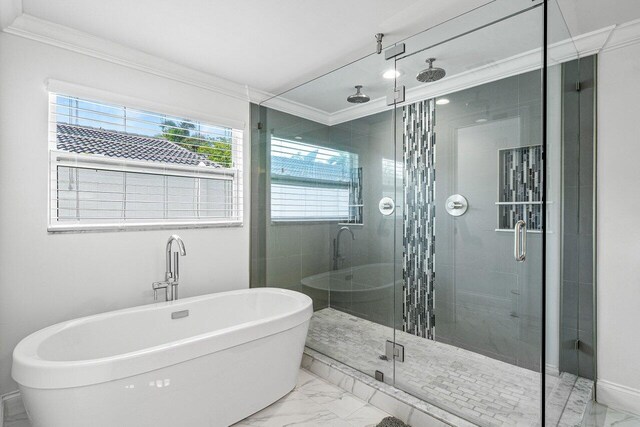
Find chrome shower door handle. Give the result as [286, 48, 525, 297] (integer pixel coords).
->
[514, 220, 527, 262]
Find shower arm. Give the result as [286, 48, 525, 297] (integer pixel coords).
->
[376, 33, 384, 54]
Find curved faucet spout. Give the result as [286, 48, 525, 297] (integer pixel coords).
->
[154, 235, 187, 302]
[338, 226, 355, 241]
[167, 234, 186, 256]
[333, 227, 355, 270]
[164, 235, 187, 301]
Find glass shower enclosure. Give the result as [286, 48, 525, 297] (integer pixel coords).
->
[250, 1, 588, 425]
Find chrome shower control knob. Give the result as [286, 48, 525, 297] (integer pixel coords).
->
[445, 194, 468, 217]
[378, 197, 395, 216]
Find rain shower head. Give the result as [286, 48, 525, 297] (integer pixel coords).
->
[416, 58, 446, 83]
[347, 85, 370, 104]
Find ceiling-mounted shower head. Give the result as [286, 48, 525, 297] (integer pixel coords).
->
[347, 85, 370, 104]
[416, 58, 446, 83]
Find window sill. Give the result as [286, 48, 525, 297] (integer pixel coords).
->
[48, 220, 243, 234]
[270, 219, 364, 226]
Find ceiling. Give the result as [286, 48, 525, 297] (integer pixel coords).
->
[19, 0, 493, 94]
[5, 0, 640, 110]
[556, 0, 640, 36]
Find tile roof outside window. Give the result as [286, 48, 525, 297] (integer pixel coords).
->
[56, 123, 222, 168]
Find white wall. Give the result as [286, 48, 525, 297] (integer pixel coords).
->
[597, 41, 640, 413]
[0, 33, 250, 395]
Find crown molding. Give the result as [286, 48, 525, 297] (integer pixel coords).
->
[3, 14, 268, 104]
[326, 25, 620, 125]
[261, 93, 333, 126]
[601, 18, 640, 53]
[0, 0, 22, 30]
[266, 23, 621, 126]
[5, 12, 640, 127]
[327, 45, 547, 126]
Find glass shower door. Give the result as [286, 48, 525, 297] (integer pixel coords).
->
[389, 3, 546, 425]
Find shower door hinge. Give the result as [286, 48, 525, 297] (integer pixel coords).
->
[574, 339, 581, 351]
[257, 122, 263, 130]
[384, 43, 405, 60]
[385, 340, 405, 362]
[576, 81, 582, 92]
[387, 85, 405, 106]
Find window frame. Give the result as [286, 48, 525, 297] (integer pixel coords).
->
[46, 82, 244, 232]
[268, 137, 360, 224]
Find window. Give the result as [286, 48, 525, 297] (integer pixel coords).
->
[49, 93, 242, 230]
[270, 138, 361, 222]
[382, 157, 403, 188]
[381, 157, 403, 218]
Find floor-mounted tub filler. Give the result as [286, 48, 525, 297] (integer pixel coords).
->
[12, 288, 312, 427]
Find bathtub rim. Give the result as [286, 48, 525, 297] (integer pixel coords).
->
[12, 287, 312, 390]
[300, 262, 402, 294]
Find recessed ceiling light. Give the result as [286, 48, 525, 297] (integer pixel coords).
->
[295, 136, 302, 140]
[435, 98, 450, 105]
[383, 69, 401, 79]
[476, 118, 488, 123]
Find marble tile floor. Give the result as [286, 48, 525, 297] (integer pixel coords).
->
[581, 402, 640, 426]
[2, 369, 391, 427]
[233, 369, 391, 426]
[306, 308, 593, 427]
[5, 377, 637, 427]
[555, 376, 594, 426]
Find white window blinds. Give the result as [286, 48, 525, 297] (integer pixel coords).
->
[48, 93, 243, 231]
[270, 138, 362, 223]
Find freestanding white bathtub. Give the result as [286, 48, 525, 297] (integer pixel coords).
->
[12, 288, 312, 427]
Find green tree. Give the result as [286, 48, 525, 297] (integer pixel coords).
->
[158, 120, 232, 168]
[160, 120, 194, 142]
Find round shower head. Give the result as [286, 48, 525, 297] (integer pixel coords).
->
[416, 58, 446, 83]
[347, 85, 370, 104]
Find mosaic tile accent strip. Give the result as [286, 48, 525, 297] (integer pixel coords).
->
[402, 100, 436, 339]
[347, 167, 363, 224]
[498, 145, 543, 231]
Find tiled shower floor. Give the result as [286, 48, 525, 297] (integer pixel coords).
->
[307, 308, 593, 426]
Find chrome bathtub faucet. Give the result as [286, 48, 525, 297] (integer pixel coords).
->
[332, 226, 355, 270]
[152, 235, 187, 301]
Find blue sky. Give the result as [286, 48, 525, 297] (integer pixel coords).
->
[55, 94, 231, 140]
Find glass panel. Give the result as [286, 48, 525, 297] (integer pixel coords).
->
[259, 43, 398, 381]
[545, 1, 597, 425]
[392, 3, 546, 426]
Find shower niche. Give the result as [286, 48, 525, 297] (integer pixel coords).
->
[497, 145, 543, 232]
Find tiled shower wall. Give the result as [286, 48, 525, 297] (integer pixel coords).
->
[402, 99, 436, 339]
[432, 70, 544, 371]
[400, 99, 544, 342]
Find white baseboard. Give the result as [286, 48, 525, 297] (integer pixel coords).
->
[597, 379, 640, 414]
